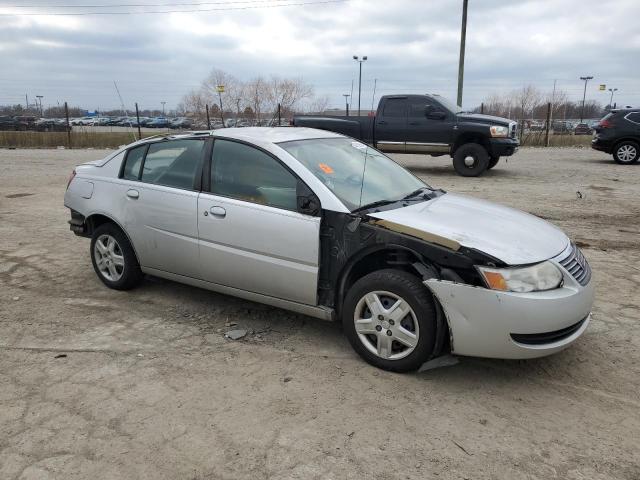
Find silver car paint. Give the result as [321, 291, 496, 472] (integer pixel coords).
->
[64, 127, 594, 359]
[197, 192, 320, 305]
[369, 192, 569, 265]
[425, 247, 594, 358]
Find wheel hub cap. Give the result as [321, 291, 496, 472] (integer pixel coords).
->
[94, 234, 125, 282]
[464, 156, 476, 167]
[353, 291, 419, 361]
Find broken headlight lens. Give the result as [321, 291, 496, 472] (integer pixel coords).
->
[477, 261, 563, 293]
[489, 125, 509, 137]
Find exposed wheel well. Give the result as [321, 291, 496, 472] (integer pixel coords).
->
[336, 246, 450, 356]
[613, 138, 640, 150]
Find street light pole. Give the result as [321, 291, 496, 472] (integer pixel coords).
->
[579, 76, 593, 122]
[342, 94, 350, 116]
[457, 0, 468, 108]
[161, 101, 166, 116]
[353, 55, 367, 116]
[608, 88, 618, 110]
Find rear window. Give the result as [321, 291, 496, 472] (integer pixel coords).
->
[626, 112, 640, 124]
[382, 98, 407, 118]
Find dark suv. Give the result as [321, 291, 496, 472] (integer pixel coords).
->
[592, 109, 640, 164]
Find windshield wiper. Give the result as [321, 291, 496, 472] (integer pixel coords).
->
[352, 199, 399, 213]
[400, 187, 430, 200]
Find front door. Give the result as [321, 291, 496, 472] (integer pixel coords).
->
[197, 138, 320, 305]
[404, 96, 453, 154]
[118, 138, 206, 278]
[375, 97, 407, 153]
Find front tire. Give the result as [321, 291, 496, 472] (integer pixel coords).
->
[342, 269, 437, 372]
[613, 141, 639, 165]
[90, 223, 143, 290]
[452, 143, 490, 177]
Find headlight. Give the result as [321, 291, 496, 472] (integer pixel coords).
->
[477, 261, 563, 293]
[489, 125, 509, 137]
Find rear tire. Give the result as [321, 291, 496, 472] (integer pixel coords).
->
[452, 143, 490, 177]
[487, 156, 500, 169]
[342, 269, 437, 372]
[90, 223, 143, 290]
[613, 141, 639, 165]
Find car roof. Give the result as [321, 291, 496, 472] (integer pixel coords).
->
[212, 127, 343, 144]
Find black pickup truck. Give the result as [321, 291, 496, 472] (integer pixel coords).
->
[292, 94, 519, 177]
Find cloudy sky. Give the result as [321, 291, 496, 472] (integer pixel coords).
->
[1, 0, 638, 112]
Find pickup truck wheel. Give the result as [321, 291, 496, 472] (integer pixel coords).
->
[613, 141, 639, 165]
[90, 223, 143, 290]
[342, 269, 437, 372]
[487, 156, 500, 169]
[453, 143, 490, 177]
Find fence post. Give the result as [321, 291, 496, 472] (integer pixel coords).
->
[206, 104, 211, 130]
[135, 103, 142, 140]
[480, 102, 484, 114]
[544, 102, 551, 147]
[277, 103, 281, 125]
[64, 102, 71, 149]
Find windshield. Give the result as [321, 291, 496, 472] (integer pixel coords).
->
[279, 137, 428, 211]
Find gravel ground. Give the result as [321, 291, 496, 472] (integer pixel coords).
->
[1, 146, 639, 480]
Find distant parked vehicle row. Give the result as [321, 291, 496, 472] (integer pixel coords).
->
[0, 115, 70, 132]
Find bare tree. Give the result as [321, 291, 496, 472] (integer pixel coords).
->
[308, 95, 331, 114]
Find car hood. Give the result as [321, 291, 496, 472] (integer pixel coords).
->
[457, 113, 512, 126]
[368, 193, 569, 265]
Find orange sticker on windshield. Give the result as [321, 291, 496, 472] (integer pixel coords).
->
[318, 163, 334, 174]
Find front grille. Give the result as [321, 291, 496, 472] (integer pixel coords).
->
[558, 243, 591, 286]
[511, 316, 588, 345]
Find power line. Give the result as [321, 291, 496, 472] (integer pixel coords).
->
[0, 0, 346, 15]
[4, 0, 294, 8]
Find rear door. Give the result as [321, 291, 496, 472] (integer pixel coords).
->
[375, 97, 407, 153]
[404, 96, 453, 154]
[197, 138, 320, 305]
[118, 138, 206, 277]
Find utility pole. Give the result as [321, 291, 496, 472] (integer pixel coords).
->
[64, 102, 71, 148]
[25, 94, 28, 110]
[371, 78, 377, 113]
[236, 98, 241, 121]
[456, 0, 468, 108]
[206, 104, 211, 130]
[36, 95, 44, 116]
[608, 88, 618, 110]
[342, 94, 350, 116]
[579, 76, 593, 122]
[161, 101, 166, 117]
[353, 55, 367, 115]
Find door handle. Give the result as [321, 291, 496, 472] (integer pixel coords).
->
[377, 120, 388, 125]
[209, 206, 226, 217]
[126, 189, 139, 199]
[408, 121, 419, 125]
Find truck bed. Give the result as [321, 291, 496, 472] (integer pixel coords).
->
[292, 115, 375, 144]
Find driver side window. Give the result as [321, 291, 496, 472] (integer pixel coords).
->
[210, 139, 298, 211]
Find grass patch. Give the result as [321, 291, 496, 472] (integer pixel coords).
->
[0, 131, 162, 149]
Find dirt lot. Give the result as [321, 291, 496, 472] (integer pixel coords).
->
[1, 146, 639, 480]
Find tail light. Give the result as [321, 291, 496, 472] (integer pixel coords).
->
[599, 119, 614, 128]
[66, 169, 76, 190]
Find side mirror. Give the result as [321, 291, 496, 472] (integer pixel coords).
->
[296, 181, 320, 216]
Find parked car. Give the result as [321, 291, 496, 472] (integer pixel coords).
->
[552, 121, 574, 134]
[592, 108, 640, 164]
[72, 116, 96, 126]
[169, 117, 193, 129]
[34, 118, 71, 132]
[147, 117, 169, 128]
[293, 94, 519, 177]
[0, 116, 27, 131]
[64, 127, 594, 372]
[573, 123, 593, 135]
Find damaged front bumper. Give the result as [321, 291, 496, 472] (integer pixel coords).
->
[424, 262, 594, 359]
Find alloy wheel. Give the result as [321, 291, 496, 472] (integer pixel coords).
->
[617, 145, 637, 163]
[94, 234, 125, 281]
[353, 290, 419, 360]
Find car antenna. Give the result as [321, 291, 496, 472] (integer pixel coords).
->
[113, 80, 137, 142]
[357, 145, 371, 209]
